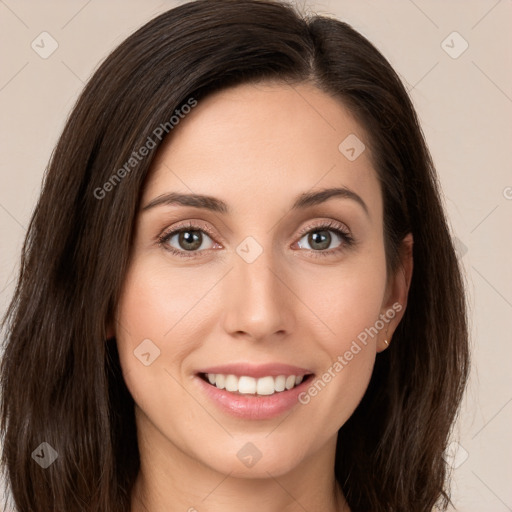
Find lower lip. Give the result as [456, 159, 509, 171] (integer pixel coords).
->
[194, 374, 313, 420]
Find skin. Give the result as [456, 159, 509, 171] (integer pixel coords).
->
[110, 81, 413, 512]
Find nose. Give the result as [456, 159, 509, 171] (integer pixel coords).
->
[221, 245, 294, 342]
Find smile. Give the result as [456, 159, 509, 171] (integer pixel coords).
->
[194, 365, 315, 420]
[199, 372, 309, 396]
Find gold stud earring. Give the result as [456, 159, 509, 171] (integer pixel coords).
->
[384, 328, 389, 347]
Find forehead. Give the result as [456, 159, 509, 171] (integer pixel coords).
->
[143, 81, 380, 217]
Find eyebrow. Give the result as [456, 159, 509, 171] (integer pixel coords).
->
[142, 186, 369, 217]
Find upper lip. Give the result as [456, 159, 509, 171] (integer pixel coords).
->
[196, 363, 314, 379]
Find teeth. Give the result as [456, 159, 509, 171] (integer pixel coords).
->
[238, 376, 256, 394]
[225, 374, 238, 392]
[256, 376, 275, 395]
[285, 375, 295, 390]
[204, 373, 308, 395]
[215, 374, 225, 389]
[274, 375, 286, 392]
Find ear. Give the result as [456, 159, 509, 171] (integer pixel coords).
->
[377, 232, 413, 352]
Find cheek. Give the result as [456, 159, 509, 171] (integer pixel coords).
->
[115, 256, 207, 348]
[113, 260, 190, 400]
[114, 256, 227, 404]
[291, 244, 387, 417]
[326, 275, 386, 349]
[295, 269, 384, 432]
[297, 246, 388, 352]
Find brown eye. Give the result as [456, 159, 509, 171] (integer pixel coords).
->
[308, 230, 335, 250]
[175, 229, 204, 251]
[163, 228, 214, 252]
[294, 220, 355, 258]
[158, 223, 218, 257]
[297, 228, 343, 251]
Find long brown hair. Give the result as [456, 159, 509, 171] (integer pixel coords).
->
[0, 1, 469, 510]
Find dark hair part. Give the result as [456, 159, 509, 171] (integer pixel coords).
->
[0, 0, 469, 510]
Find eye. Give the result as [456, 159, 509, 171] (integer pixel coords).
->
[295, 220, 354, 257]
[157, 222, 219, 258]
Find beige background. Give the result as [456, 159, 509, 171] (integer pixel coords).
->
[1, 0, 511, 510]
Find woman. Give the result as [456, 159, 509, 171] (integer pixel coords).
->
[0, 0, 469, 511]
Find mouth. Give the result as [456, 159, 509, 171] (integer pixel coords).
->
[193, 362, 316, 419]
[197, 372, 315, 397]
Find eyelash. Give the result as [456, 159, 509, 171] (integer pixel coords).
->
[157, 220, 355, 259]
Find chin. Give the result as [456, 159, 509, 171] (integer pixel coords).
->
[199, 437, 308, 478]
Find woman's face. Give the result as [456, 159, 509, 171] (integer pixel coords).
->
[113, 81, 411, 479]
